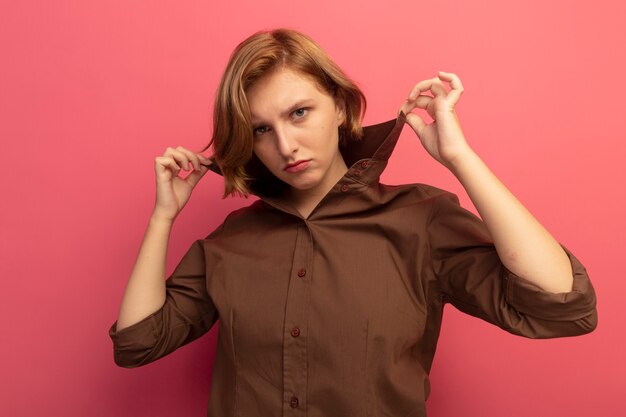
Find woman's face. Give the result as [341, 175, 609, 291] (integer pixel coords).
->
[247, 66, 346, 198]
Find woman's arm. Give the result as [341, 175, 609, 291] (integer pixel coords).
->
[400, 71, 573, 294]
[115, 213, 171, 331]
[446, 148, 573, 293]
[115, 147, 211, 331]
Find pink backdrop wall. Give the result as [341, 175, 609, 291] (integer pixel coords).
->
[1, 0, 624, 415]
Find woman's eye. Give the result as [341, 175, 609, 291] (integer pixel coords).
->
[253, 126, 270, 136]
[293, 108, 308, 118]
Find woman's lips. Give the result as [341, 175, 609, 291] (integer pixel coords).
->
[284, 160, 310, 173]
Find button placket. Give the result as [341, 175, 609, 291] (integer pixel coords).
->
[282, 224, 311, 414]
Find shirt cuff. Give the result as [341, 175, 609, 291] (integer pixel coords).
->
[108, 308, 163, 367]
[503, 245, 597, 322]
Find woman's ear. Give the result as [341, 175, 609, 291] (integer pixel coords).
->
[336, 99, 346, 126]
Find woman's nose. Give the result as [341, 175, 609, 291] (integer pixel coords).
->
[274, 126, 298, 157]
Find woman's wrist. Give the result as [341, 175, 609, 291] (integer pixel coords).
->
[442, 143, 478, 175]
[150, 209, 176, 228]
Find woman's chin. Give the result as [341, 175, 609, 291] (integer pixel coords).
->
[289, 182, 318, 192]
[285, 177, 321, 193]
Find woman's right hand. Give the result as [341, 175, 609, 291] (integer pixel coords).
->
[152, 146, 213, 222]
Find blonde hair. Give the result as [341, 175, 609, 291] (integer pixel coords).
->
[202, 28, 367, 198]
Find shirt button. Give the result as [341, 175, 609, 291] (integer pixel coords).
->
[360, 160, 369, 168]
[297, 268, 306, 277]
[340, 184, 349, 192]
[291, 327, 301, 337]
[290, 396, 299, 408]
[353, 169, 361, 176]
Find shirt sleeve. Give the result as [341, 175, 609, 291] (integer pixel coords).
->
[108, 233, 220, 368]
[426, 190, 598, 339]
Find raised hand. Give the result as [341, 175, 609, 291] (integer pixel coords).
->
[398, 71, 471, 168]
[152, 146, 213, 222]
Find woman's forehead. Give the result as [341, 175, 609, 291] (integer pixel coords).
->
[248, 67, 319, 96]
[247, 68, 331, 119]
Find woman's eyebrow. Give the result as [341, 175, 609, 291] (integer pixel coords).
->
[251, 98, 314, 124]
[280, 99, 314, 116]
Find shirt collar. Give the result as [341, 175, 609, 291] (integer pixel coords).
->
[207, 110, 408, 203]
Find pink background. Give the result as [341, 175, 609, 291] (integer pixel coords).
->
[1, 0, 624, 416]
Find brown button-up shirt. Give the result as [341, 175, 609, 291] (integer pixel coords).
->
[108, 112, 598, 417]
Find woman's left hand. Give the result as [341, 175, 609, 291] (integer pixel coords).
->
[399, 71, 472, 168]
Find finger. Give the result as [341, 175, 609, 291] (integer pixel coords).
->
[408, 78, 435, 100]
[180, 148, 212, 171]
[408, 77, 448, 100]
[155, 156, 182, 175]
[170, 150, 191, 171]
[415, 95, 438, 119]
[398, 99, 413, 117]
[400, 93, 432, 116]
[430, 79, 447, 97]
[184, 164, 209, 188]
[411, 94, 433, 110]
[197, 153, 213, 166]
[164, 147, 194, 171]
[438, 71, 464, 105]
[162, 147, 177, 157]
[166, 158, 183, 175]
[163, 147, 189, 170]
[175, 146, 200, 171]
[405, 112, 427, 138]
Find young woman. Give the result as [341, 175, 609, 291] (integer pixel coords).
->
[109, 28, 597, 416]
